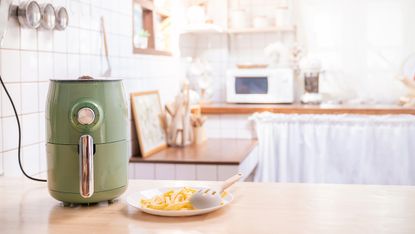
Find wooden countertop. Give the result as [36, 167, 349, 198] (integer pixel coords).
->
[201, 102, 415, 115]
[2, 179, 415, 233]
[130, 139, 257, 165]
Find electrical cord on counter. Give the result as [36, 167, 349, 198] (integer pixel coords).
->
[0, 75, 46, 182]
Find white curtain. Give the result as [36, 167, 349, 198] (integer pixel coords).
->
[252, 112, 415, 185]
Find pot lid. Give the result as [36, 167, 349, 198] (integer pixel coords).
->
[50, 76, 122, 82]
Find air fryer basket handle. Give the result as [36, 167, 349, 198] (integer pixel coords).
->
[79, 135, 94, 198]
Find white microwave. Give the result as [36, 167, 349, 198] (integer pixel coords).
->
[226, 68, 294, 104]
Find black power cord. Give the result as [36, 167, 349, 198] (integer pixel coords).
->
[0, 75, 46, 182]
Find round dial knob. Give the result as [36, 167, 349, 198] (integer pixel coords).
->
[18, 1, 42, 29]
[40, 3, 56, 30]
[77, 107, 95, 125]
[55, 7, 69, 31]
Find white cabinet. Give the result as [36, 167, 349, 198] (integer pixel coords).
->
[155, 164, 175, 180]
[217, 165, 237, 181]
[195, 165, 217, 181]
[134, 163, 155, 180]
[176, 164, 196, 180]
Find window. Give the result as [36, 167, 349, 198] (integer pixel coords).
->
[132, 0, 172, 55]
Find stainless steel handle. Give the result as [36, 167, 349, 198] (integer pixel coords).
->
[79, 135, 94, 198]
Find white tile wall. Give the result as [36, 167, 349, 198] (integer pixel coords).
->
[179, 0, 415, 140]
[0, 0, 184, 177]
[22, 144, 40, 176]
[21, 83, 39, 113]
[20, 51, 38, 82]
[3, 149, 20, 177]
[38, 30, 54, 52]
[155, 163, 175, 180]
[204, 114, 256, 139]
[1, 50, 20, 83]
[1, 83, 21, 116]
[2, 116, 19, 151]
[203, 0, 414, 103]
[21, 114, 40, 146]
[20, 29, 38, 51]
[180, 30, 293, 102]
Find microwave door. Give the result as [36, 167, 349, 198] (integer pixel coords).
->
[230, 76, 271, 103]
[235, 77, 268, 94]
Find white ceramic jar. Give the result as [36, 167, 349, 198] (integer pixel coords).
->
[231, 10, 249, 29]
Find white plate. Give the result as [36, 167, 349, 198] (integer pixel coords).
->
[126, 187, 233, 217]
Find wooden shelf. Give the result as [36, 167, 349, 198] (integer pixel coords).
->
[200, 102, 415, 115]
[181, 26, 296, 35]
[181, 24, 226, 34]
[133, 47, 172, 56]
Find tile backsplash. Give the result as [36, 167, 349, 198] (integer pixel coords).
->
[0, 0, 184, 177]
[180, 0, 414, 103]
[204, 114, 256, 139]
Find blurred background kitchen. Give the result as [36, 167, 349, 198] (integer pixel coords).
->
[1, 0, 415, 185]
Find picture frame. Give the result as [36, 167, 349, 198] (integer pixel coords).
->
[131, 90, 167, 157]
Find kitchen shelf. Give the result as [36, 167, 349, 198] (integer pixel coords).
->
[133, 48, 172, 56]
[200, 102, 415, 115]
[181, 25, 296, 35]
[227, 26, 296, 34]
[181, 24, 226, 34]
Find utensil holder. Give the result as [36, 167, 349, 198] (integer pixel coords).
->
[193, 126, 206, 145]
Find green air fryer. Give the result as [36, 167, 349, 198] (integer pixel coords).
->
[46, 76, 128, 204]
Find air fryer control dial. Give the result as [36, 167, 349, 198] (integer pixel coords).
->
[77, 107, 95, 125]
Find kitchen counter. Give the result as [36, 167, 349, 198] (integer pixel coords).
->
[201, 102, 415, 115]
[2, 179, 415, 234]
[130, 139, 257, 165]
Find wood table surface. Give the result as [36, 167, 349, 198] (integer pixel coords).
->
[1, 178, 415, 234]
[130, 139, 257, 165]
[200, 102, 415, 115]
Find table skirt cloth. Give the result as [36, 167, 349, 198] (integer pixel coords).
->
[251, 112, 415, 185]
